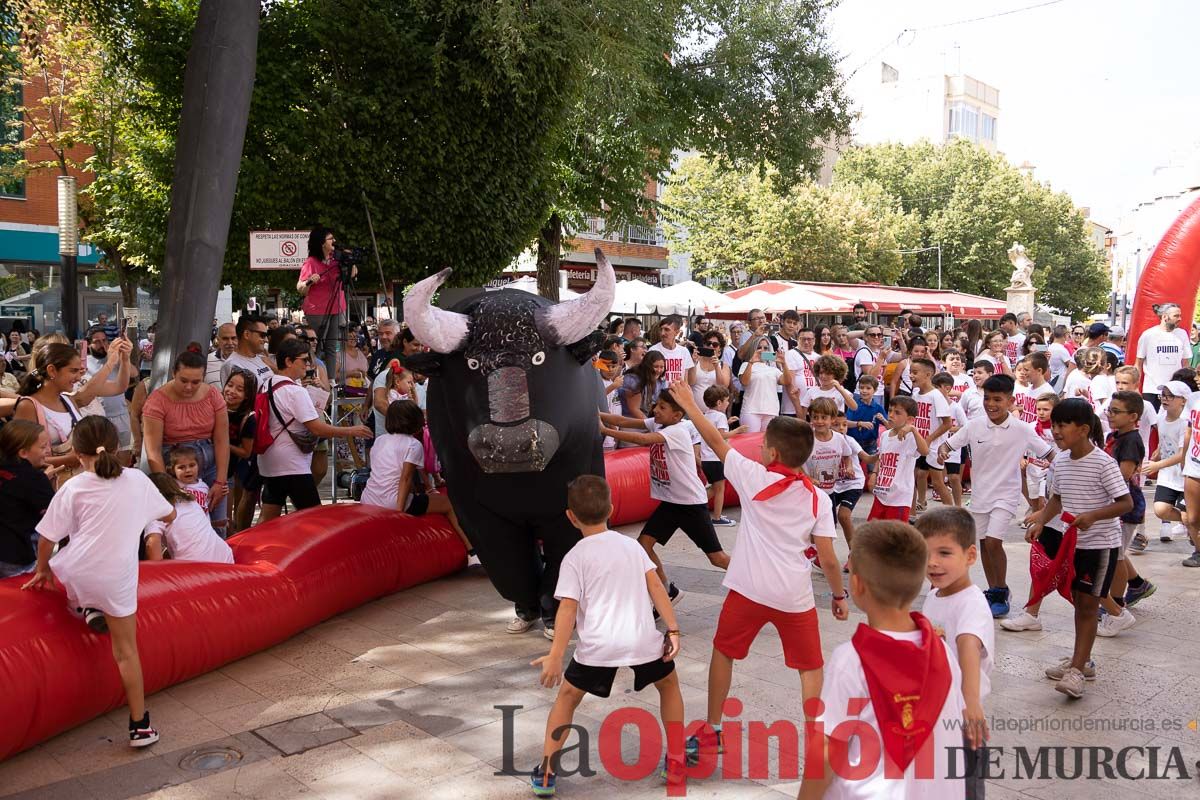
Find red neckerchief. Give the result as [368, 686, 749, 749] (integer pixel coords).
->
[1027, 512, 1077, 608]
[1035, 419, 1050, 439]
[851, 612, 952, 771]
[753, 462, 818, 514]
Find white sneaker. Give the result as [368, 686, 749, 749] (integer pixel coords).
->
[466, 553, 482, 567]
[1096, 609, 1136, 637]
[1045, 658, 1096, 681]
[506, 616, 536, 634]
[1172, 522, 1190, 538]
[1055, 667, 1086, 699]
[999, 612, 1042, 632]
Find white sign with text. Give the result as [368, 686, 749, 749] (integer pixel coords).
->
[250, 230, 309, 270]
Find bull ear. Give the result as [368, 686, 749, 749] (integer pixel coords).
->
[566, 331, 605, 365]
[402, 352, 446, 377]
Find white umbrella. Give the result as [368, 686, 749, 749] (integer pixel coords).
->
[658, 280, 728, 313]
[503, 276, 581, 300]
[611, 279, 666, 314]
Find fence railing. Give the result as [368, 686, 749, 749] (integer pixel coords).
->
[574, 216, 663, 246]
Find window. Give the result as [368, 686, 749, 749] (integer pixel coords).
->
[981, 114, 997, 141]
[947, 102, 979, 140]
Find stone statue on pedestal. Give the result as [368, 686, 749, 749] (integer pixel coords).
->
[1007, 243, 1035, 289]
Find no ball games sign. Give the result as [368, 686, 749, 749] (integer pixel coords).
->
[250, 231, 309, 270]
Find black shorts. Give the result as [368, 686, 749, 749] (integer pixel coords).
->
[915, 455, 942, 472]
[701, 460, 725, 484]
[406, 493, 430, 515]
[1038, 527, 1064, 559]
[564, 656, 675, 698]
[944, 461, 961, 475]
[830, 489, 862, 511]
[1154, 484, 1185, 507]
[642, 502, 723, 554]
[1121, 485, 1146, 524]
[261, 474, 322, 510]
[1072, 547, 1119, 597]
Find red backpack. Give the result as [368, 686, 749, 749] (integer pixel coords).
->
[252, 377, 294, 455]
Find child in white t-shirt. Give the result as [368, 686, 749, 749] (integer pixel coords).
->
[601, 393, 731, 602]
[834, 411, 877, 560]
[1013, 352, 1056, 425]
[799, 354, 859, 415]
[1141, 381, 1193, 544]
[697, 385, 745, 527]
[23, 416, 175, 748]
[143, 472, 234, 564]
[667, 380, 848, 768]
[869, 396, 929, 522]
[932, 372, 968, 507]
[909, 359, 952, 512]
[916, 508, 993, 799]
[168, 444, 226, 532]
[530, 476, 685, 793]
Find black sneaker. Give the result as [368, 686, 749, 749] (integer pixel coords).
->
[84, 608, 108, 634]
[129, 713, 159, 748]
[653, 583, 682, 621]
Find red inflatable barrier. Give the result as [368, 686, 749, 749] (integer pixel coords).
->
[1125, 196, 1200, 365]
[0, 433, 763, 761]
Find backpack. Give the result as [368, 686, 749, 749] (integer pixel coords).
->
[253, 377, 298, 456]
[845, 346, 873, 391]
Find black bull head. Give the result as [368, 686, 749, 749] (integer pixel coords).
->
[402, 249, 615, 475]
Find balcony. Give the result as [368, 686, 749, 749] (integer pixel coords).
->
[574, 216, 664, 247]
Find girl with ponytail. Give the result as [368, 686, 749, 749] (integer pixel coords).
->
[0, 419, 56, 577]
[22, 415, 176, 748]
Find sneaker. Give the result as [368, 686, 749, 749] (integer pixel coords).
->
[543, 625, 556, 641]
[986, 587, 1010, 618]
[653, 584, 682, 621]
[1129, 533, 1148, 554]
[1044, 658, 1096, 681]
[842, 562, 850, 574]
[1055, 667, 1086, 699]
[999, 612, 1042, 632]
[1184, 551, 1200, 568]
[84, 607, 108, 634]
[1171, 521, 1189, 538]
[507, 615, 536, 634]
[1124, 580, 1156, 608]
[1160, 526, 1175, 543]
[530, 763, 556, 797]
[661, 754, 687, 785]
[684, 726, 724, 766]
[466, 552, 482, 567]
[1097, 609, 1136, 637]
[129, 713, 159, 748]
[711, 516, 736, 527]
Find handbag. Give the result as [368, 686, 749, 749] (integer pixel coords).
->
[267, 380, 320, 455]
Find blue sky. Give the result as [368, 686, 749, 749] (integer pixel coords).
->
[827, 0, 1200, 224]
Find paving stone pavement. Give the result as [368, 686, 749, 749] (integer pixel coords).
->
[3, 489, 1200, 799]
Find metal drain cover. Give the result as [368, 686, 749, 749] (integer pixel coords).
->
[179, 746, 244, 771]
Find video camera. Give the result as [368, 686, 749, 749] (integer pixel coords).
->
[333, 245, 366, 283]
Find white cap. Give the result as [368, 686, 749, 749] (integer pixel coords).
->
[1158, 380, 1194, 400]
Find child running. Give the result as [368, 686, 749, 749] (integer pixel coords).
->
[845, 375, 886, 492]
[1024, 399, 1132, 698]
[22, 416, 176, 747]
[1140, 380, 1192, 545]
[833, 410, 874, 561]
[530, 475, 684, 795]
[144, 472, 234, 564]
[910, 358, 953, 513]
[869, 396, 929, 522]
[932, 372, 968, 507]
[799, 521, 964, 799]
[697, 386, 745, 527]
[666, 381, 848, 767]
[799, 354, 858, 414]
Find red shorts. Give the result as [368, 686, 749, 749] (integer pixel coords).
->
[868, 497, 911, 521]
[713, 590, 823, 670]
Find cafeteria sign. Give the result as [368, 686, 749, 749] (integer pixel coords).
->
[250, 231, 309, 270]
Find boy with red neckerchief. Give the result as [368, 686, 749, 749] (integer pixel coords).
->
[799, 521, 965, 800]
[665, 381, 849, 767]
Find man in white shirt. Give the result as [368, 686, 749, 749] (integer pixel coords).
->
[205, 323, 238, 388]
[1000, 313, 1025, 370]
[782, 327, 818, 418]
[1135, 302, 1192, 412]
[648, 315, 696, 385]
[84, 325, 135, 463]
[220, 315, 274, 389]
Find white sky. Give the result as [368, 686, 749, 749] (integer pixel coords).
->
[827, 0, 1200, 225]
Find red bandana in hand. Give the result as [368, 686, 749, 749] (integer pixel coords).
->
[1027, 512, 1077, 608]
[753, 463, 818, 515]
[851, 612, 952, 771]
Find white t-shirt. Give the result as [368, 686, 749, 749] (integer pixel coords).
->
[804, 432, 854, 492]
[146, 500, 234, 564]
[912, 387, 951, 441]
[740, 362, 782, 416]
[1183, 395, 1200, 480]
[800, 385, 847, 413]
[818, 631, 965, 800]
[221, 351, 273, 390]
[1004, 333, 1026, 367]
[1047, 342, 1072, 379]
[949, 372, 973, 397]
[722, 450, 834, 612]
[1156, 412, 1189, 491]
[958, 386, 984, 421]
[1050, 447, 1128, 549]
[648, 342, 694, 385]
[781, 349, 817, 415]
[873, 430, 920, 508]
[853, 346, 882, 382]
[371, 369, 392, 433]
[645, 419, 706, 505]
[258, 376, 320, 477]
[698, 409, 729, 463]
[1061, 368, 1093, 403]
[690, 363, 719, 410]
[833, 438, 866, 493]
[944, 415, 1051, 514]
[1025, 424, 1056, 492]
[362, 433, 424, 509]
[182, 480, 210, 511]
[921, 587, 993, 701]
[555, 530, 662, 667]
[974, 352, 1003, 372]
[936, 402, 969, 466]
[1136, 326, 1192, 392]
[36, 469, 174, 617]
[1013, 381, 1055, 425]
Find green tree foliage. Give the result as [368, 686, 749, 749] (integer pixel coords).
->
[833, 139, 1109, 318]
[663, 154, 920, 287]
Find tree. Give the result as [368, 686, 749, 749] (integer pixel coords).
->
[833, 139, 1109, 318]
[662, 154, 920, 287]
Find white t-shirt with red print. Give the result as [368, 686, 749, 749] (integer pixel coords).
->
[644, 419, 706, 505]
[649, 341, 695, 385]
[873, 430, 920, 508]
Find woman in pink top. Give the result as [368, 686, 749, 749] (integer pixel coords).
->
[297, 227, 357, 371]
[141, 345, 230, 524]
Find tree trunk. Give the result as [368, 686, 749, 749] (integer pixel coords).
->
[108, 249, 137, 309]
[536, 212, 561, 302]
[152, 0, 259, 388]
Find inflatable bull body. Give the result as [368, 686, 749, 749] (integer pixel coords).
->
[403, 250, 615, 623]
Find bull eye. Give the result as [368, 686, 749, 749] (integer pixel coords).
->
[531, 351, 546, 366]
[466, 357, 480, 371]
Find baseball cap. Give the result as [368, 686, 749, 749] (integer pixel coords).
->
[1086, 322, 1110, 338]
[1158, 380, 1194, 400]
[1109, 326, 1125, 337]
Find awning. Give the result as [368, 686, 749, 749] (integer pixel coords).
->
[715, 280, 1005, 319]
[0, 226, 102, 266]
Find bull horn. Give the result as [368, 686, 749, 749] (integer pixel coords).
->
[402, 268, 470, 353]
[535, 248, 616, 345]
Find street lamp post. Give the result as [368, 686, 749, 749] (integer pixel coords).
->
[57, 176, 79, 340]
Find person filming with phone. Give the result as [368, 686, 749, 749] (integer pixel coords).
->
[84, 324, 137, 466]
[297, 227, 357, 373]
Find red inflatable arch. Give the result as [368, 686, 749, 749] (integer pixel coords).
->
[1124, 196, 1200, 365]
[0, 435, 764, 760]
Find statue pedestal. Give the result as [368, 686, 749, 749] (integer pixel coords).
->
[1006, 287, 1035, 317]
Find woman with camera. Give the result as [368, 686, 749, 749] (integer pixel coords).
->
[297, 227, 357, 372]
[737, 335, 792, 433]
[691, 330, 731, 408]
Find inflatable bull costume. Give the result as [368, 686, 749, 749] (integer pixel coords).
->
[402, 249, 615, 626]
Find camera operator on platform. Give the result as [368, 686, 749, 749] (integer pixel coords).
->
[297, 227, 357, 370]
